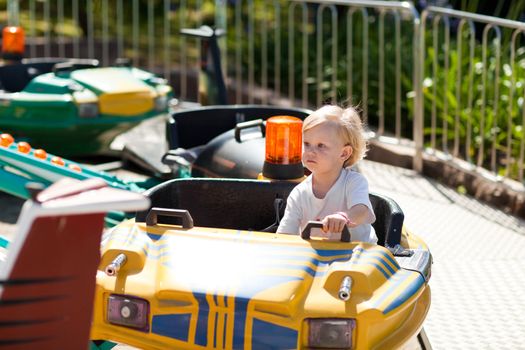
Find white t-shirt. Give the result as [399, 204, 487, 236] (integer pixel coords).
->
[277, 168, 377, 244]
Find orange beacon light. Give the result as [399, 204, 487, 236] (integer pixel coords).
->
[262, 116, 304, 180]
[2, 26, 25, 60]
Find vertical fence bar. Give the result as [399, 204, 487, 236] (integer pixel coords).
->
[507, 30, 520, 178]
[442, 16, 450, 153]
[261, 2, 268, 104]
[330, 7, 338, 104]
[164, 0, 171, 81]
[478, 24, 499, 168]
[7, 0, 18, 26]
[248, 0, 254, 104]
[87, 0, 94, 58]
[430, 15, 440, 151]
[179, 0, 187, 100]
[413, 9, 426, 172]
[73, 0, 79, 58]
[478, 23, 488, 167]
[117, 0, 124, 59]
[490, 30, 501, 174]
[412, 9, 422, 172]
[235, 0, 242, 103]
[102, 0, 109, 65]
[361, 9, 369, 122]
[347, 9, 355, 104]
[273, 1, 281, 100]
[44, 0, 50, 57]
[216, 0, 227, 79]
[378, 10, 385, 135]
[520, 71, 525, 182]
[453, 19, 465, 158]
[288, 3, 296, 104]
[286, 2, 310, 107]
[301, 4, 309, 108]
[465, 22, 475, 164]
[29, 0, 36, 57]
[148, 1, 155, 72]
[196, 0, 203, 90]
[58, 0, 65, 57]
[315, 6, 323, 106]
[133, 0, 139, 67]
[315, 4, 337, 106]
[394, 12, 401, 139]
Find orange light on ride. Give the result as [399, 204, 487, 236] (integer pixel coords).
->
[262, 116, 304, 180]
[51, 156, 65, 166]
[0, 133, 14, 147]
[2, 26, 25, 59]
[17, 141, 31, 153]
[34, 149, 47, 160]
[68, 164, 82, 172]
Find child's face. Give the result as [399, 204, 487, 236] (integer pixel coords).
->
[302, 122, 352, 175]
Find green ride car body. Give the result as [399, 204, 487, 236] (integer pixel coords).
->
[0, 60, 172, 156]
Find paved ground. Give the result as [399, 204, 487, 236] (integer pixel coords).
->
[359, 160, 525, 350]
[2, 159, 525, 349]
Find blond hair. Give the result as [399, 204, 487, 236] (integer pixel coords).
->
[302, 105, 368, 167]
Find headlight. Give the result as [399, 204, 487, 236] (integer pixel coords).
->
[306, 318, 356, 349]
[154, 95, 168, 112]
[78, 102, 99, 118]
[107, 294, 149, 332]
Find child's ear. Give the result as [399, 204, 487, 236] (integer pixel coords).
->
[341, 145, 352, 161]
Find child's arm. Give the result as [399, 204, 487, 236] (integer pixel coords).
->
[322, 204, 370, 233]
[345, 203, 371, 226]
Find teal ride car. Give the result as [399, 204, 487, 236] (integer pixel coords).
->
[0, 58, 172, 156]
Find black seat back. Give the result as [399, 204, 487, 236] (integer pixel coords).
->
[136, 178, 296, 231]
[369, 193, 404, 247]
[136, 178, 404, 246]
[167, 105, 312, 150]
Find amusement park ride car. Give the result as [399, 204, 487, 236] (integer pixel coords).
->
[0, 26, 172, 156]
[0, 26, 432, 350]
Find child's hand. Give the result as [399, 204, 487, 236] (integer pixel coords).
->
[322, 213, 349, 234]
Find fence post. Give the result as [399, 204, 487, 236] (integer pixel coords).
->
[413, 10, 424, 173]
[7, 0, 19, 26]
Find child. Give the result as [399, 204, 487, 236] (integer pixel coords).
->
[276, 105, 377, 243]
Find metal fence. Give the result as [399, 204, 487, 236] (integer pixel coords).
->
[420, 6, 525, 182]
[10, 0, 525, 186]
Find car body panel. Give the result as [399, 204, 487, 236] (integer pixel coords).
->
[92, 217, 430, 349]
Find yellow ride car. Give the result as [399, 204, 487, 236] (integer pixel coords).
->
[92, 178, 432, 350]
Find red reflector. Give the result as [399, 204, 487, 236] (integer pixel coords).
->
[68, 164, 82, 172]
[51, 156, 65, 166]
[17, 141, 31, 153]
[0, 133, 14, 147]
[34, 149, 47, 160]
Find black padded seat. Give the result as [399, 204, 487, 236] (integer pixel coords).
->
[0, 63, 35, 92]
[136, 178, 404, 247]
[136, 178, 295, 232]
[0, 58, 69, 92]
[369, 194, 404, 247]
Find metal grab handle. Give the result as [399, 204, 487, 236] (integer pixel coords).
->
[146, 207, 194, 229]
[234, 119, 265, 142]
[301, 221, 351, 242]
